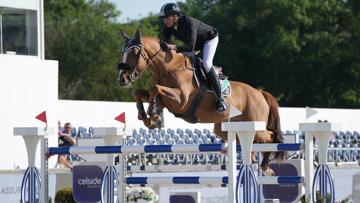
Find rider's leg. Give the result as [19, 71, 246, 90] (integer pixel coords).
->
[203, 36, 227, 112]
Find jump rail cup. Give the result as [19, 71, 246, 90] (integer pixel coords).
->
[300, 122, 341, 203]
[222, 121, 266, 203]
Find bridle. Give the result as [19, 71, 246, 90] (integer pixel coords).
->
[118, 41, 161, 82]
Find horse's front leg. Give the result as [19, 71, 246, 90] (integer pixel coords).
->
[134, 89, 149, 120]
[147, 97, 157, 117]
[142, 85, 163, 129]
[147, 85, 164, 116]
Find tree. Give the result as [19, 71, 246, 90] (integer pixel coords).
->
[45, 0, 360, 108]
[181, 0, 360, 108]
[45, 0, 160, 101]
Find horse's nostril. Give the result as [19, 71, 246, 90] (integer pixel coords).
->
[117, 76, 124, 84]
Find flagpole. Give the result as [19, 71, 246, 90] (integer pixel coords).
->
[35, 111, 48, 203]
[114, 112, 126, 202]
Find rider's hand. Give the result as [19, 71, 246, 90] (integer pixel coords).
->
[160, 40, 176, 51]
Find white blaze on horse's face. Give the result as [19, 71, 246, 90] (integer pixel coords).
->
[122, 51, 128, 63]
[118, 51, 128, 81]
[118, 44, 142, 87]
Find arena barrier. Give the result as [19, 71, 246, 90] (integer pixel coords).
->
[14, 121, 341, 203]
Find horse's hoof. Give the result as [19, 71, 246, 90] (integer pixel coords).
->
[143, 118, 152, 128]
[262, 168, 275, 176]
[149, 115, 162, 128]
[221, 147, 227, 154]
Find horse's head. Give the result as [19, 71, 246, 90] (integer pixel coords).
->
[117, 29, 148, 87]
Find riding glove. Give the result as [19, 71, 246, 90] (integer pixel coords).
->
[160, 40, 177, 51]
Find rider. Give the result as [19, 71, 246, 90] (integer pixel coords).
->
[159, 3, 227, 112]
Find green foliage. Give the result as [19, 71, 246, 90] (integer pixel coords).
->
[300, 191, 331, 202]
[45, 0, 360, 108]
[54, 187, 76, 203]
[182, 0, 360, 108]
[45, 0, 155, 101]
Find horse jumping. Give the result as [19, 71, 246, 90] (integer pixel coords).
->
[117, 30, 285, 175]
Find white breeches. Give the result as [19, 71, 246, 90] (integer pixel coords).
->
[202, 36, 218, 73]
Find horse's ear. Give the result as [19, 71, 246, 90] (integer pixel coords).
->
[134, 29, 141, 43]
[120, 30, 129, 41]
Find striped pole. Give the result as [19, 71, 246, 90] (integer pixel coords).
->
[48, 143, 303, 155]
[125, 176, 304, 185]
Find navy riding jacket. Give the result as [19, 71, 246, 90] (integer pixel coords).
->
[161, 15, 218, 52]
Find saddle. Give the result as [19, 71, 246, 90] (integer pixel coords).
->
[187, 53, 231, 97]
[172, 53, 231, 123]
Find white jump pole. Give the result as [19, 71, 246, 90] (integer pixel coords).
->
[13, 127, 46, 203]
[300, 122, 341, 203]
[94, 127, 124, 203]
[222, 121, 266, 203]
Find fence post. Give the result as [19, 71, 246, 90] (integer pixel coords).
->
[222, 121, 266, 203]
[300, 122, 341, 203]
[94, 127, 124, 203]
[14, 127, 53, 203]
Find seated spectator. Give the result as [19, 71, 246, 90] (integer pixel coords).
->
[58, 122, 76, 170]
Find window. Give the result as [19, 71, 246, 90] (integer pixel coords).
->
[0, 7, 37, 56]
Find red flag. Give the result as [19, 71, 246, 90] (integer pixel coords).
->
[35, 111, 47, 124]
[115, 112, 126, 124]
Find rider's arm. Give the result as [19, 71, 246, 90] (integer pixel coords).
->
[161, 28, 172, 43]
[59, 132, 76, 145]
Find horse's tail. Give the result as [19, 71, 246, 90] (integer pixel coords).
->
[261, 90, 286, 160]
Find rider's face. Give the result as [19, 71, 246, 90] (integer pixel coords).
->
[163, 15, 176, 28]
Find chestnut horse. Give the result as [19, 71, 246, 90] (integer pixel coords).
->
[117, 30, 285, 175]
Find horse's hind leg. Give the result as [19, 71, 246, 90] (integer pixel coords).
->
[214, 123, 227, 141]
[256, 130, 276, 176]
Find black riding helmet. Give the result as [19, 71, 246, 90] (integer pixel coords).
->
[159, 3, 181, 18]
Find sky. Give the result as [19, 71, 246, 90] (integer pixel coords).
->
[111, 0, 184, 23]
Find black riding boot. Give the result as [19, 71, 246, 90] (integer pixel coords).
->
[206, 67, 227, 112]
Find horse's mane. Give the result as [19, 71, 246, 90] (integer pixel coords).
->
[142, 36, 160, 45]
[142, 36, 187, 61]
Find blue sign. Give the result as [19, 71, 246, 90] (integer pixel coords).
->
[262, 163, 300, 202]
[73, 165, 103, 203]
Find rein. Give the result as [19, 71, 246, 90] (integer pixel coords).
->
[120, 40, 195, 84]
[140, 46, 162, 72]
